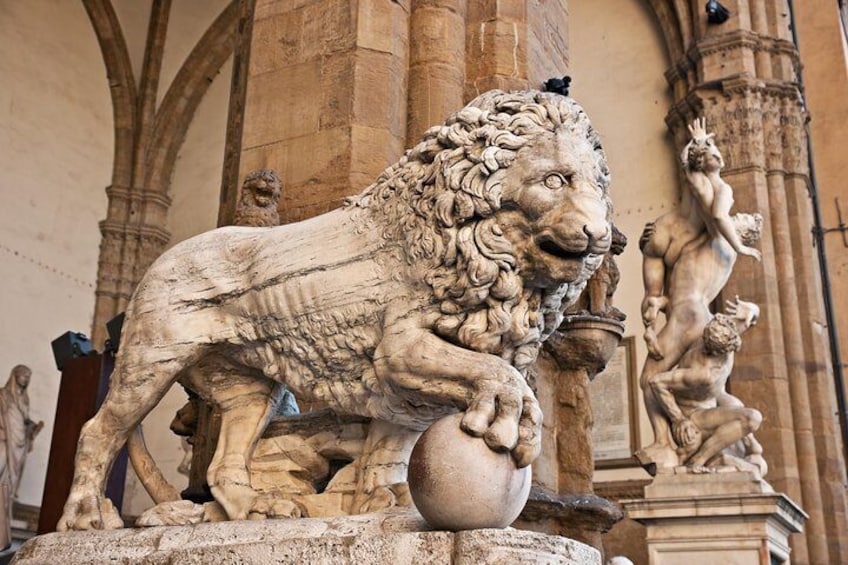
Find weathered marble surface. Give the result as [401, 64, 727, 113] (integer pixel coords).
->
[58, 89, 614, 530]
[16, 510, 601, 564]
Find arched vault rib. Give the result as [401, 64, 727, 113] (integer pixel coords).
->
[82, 0, 137, 192]
[643, 0, 686, 65]
[144, 1, 239, 194]
[86, 0, 238, 346]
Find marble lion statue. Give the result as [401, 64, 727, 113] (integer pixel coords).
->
[58, 89, 612, 530]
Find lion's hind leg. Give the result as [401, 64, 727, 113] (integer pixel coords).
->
[351, 420, 419, 515]
[205, 370, 296, 520]
[58, 353, 189, 531]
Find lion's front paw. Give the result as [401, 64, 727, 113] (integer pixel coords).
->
[57, 494, 123, 531]
[461, 375, 542, 468]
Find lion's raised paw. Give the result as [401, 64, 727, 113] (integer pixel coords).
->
[57, 495, 123, 531]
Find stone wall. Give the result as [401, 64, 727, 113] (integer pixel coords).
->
[793, 5, 848, 538]
[0, 1, 113, 509]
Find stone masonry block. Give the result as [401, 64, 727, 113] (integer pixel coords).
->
[466, 20, 528, 83]
[357, 0, 410, 54]
[238, 142, 289, 185]
[283, 126, 351, 187]
[243, 61, 322, 147]
[350, 125, 405, 187]
[468, 0, 526, 23]
[249, 9, 305, 75]
[413, 0, 467, 15]
[255, 0, 320, 21]
[353, 50, 408, 138]
[301, 0, 357, 59]
[409, 6, 465, 67]
[320, 52, 357, 131]
[407, 63, 465, 141]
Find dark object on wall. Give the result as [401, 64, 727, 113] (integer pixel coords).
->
[37, 353, 128, 534]
[543, 76, 572, 97]
[706, 0, 730, 24]
[105, 312, 126, 353]
[50, 332, 92, 371]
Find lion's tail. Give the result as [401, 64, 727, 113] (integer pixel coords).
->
[126, 425, 182, 504]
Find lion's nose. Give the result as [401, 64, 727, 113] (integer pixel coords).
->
[583, 224, 611, 253]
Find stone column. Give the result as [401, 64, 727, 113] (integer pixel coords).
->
[529, 316, 625, 551]
[407, 0, 467, 147]
[464, 0, 529, 98]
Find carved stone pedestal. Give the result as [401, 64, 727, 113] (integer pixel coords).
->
[13, 510, 601, 564]
[622, 471, 807, 565]
[528, 315, 625, 551]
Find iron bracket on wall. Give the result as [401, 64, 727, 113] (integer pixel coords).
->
[812, 197, 848, 248]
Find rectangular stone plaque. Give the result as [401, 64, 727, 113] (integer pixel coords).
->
[590, 336, 639, 468]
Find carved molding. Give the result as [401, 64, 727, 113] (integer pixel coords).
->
[593, 480, 649, 502]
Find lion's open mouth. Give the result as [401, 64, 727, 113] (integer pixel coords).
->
[537, 236, 591, 260]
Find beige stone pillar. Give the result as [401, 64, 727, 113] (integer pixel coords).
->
[790, 3, 848, 559]
[238, 0, 409, 225]
[465, 0, 530, 98]
[407, 0, 467, 147]
[464, 0, 571, 98]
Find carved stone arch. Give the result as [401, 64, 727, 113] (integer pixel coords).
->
[643, 0, 688, 65]
[88, 0, 239, 346]
[81, 0, 137, 199]
[672, 0, 695, 52]
[144, 1, 239, 195]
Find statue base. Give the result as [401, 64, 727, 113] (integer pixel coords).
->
[622, 470, 807, 565]
[13, 509, 600, 564]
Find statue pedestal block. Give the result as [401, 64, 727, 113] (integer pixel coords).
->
[622, 471, 807, 565]
[12, 510, 600, 564]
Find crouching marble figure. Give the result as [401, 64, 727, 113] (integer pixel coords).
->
[636, 119, 766, 474]
[58, 90, 614, 531]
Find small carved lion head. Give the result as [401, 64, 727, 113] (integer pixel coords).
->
[234, 169, 282, 227]
[241, 169, 281, 208]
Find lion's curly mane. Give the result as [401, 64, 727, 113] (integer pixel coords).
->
[349, 90, 611, 373]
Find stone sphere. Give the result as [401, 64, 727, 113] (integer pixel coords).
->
[407, 413, 531, 531]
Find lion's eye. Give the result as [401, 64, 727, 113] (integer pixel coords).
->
[543, 173, 570, 190]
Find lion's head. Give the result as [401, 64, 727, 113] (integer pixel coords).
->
[234, 169, 282, 227]
[351, 90, 612, 371]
